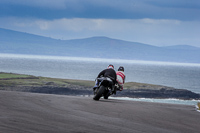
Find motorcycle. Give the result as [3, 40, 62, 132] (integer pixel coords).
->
[93, 77, 118, 101]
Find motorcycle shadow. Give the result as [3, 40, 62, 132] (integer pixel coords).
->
[94, 98, 123, 103]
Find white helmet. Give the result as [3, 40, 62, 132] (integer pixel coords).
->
[107, 64, 114, 69]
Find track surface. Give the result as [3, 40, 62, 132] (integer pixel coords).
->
[0, 91, 199, 133]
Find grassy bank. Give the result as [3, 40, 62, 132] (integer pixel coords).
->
[1, 72, 200, 99]
[0, 72, 169, 90]
[0, 72, 94, 87]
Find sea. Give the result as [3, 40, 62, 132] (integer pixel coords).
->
[0, 53, 200, 106]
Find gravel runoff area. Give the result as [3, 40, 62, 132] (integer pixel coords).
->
[0, 90, 200, 133]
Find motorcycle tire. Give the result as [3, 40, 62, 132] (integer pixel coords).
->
[93, 86, 105, 101]
[104, 90, 110, 99]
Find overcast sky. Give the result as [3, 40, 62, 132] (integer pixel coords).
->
[0, 0, 200, 47]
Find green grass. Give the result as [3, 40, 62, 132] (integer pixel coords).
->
[0, 72, 94, 88]
[0, 72, 32, 79]
[124, 82, 166, 90]
[0, 72, 170, 90]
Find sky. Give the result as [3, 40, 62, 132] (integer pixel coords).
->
[0, 0, 200, 47]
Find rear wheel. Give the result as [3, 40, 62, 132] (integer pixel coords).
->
[93, 86, 105, 101]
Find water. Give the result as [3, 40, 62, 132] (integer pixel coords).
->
[1, 53, 200, 106]
[110, 97, 199, 106]
[1, 53, 200, 93]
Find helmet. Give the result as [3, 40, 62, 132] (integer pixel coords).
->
[107, 64, 114, 69]
[118, 66, 124, 72]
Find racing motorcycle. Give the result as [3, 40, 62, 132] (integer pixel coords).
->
[93, 76, 118, 101]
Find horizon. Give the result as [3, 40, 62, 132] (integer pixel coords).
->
[1, 53, 200, 67]
[1, 26, 200, 64]
[0, 0, 200, 47]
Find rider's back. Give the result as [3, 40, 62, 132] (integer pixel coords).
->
[98, 68, 116, 83]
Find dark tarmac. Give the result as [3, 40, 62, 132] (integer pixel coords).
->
[0, 91, 199, 133]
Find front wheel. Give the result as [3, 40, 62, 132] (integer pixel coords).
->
[93, 86, 105, 101]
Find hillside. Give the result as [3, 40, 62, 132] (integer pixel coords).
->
[1, 28, 200, 63]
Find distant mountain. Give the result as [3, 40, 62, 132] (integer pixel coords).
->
[0, 28, 200, 63]
[163, 45, 200, 50]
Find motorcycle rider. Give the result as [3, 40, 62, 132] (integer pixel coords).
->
[93, 64, 117, 92]
[116, 66, 126, 91]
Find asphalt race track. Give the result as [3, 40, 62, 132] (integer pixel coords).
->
[0, 91, 199, 133]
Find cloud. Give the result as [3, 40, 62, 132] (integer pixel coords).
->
[5, 18, 182, 33]
[0, 0, 200, 47]
[1, 17, 200, 47]
[147, 0, 200, 9]
[0, 0, 67, 9]
[0, 0, 200, 20]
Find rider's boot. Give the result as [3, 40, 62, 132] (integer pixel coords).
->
[93, 80, 99, 91]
